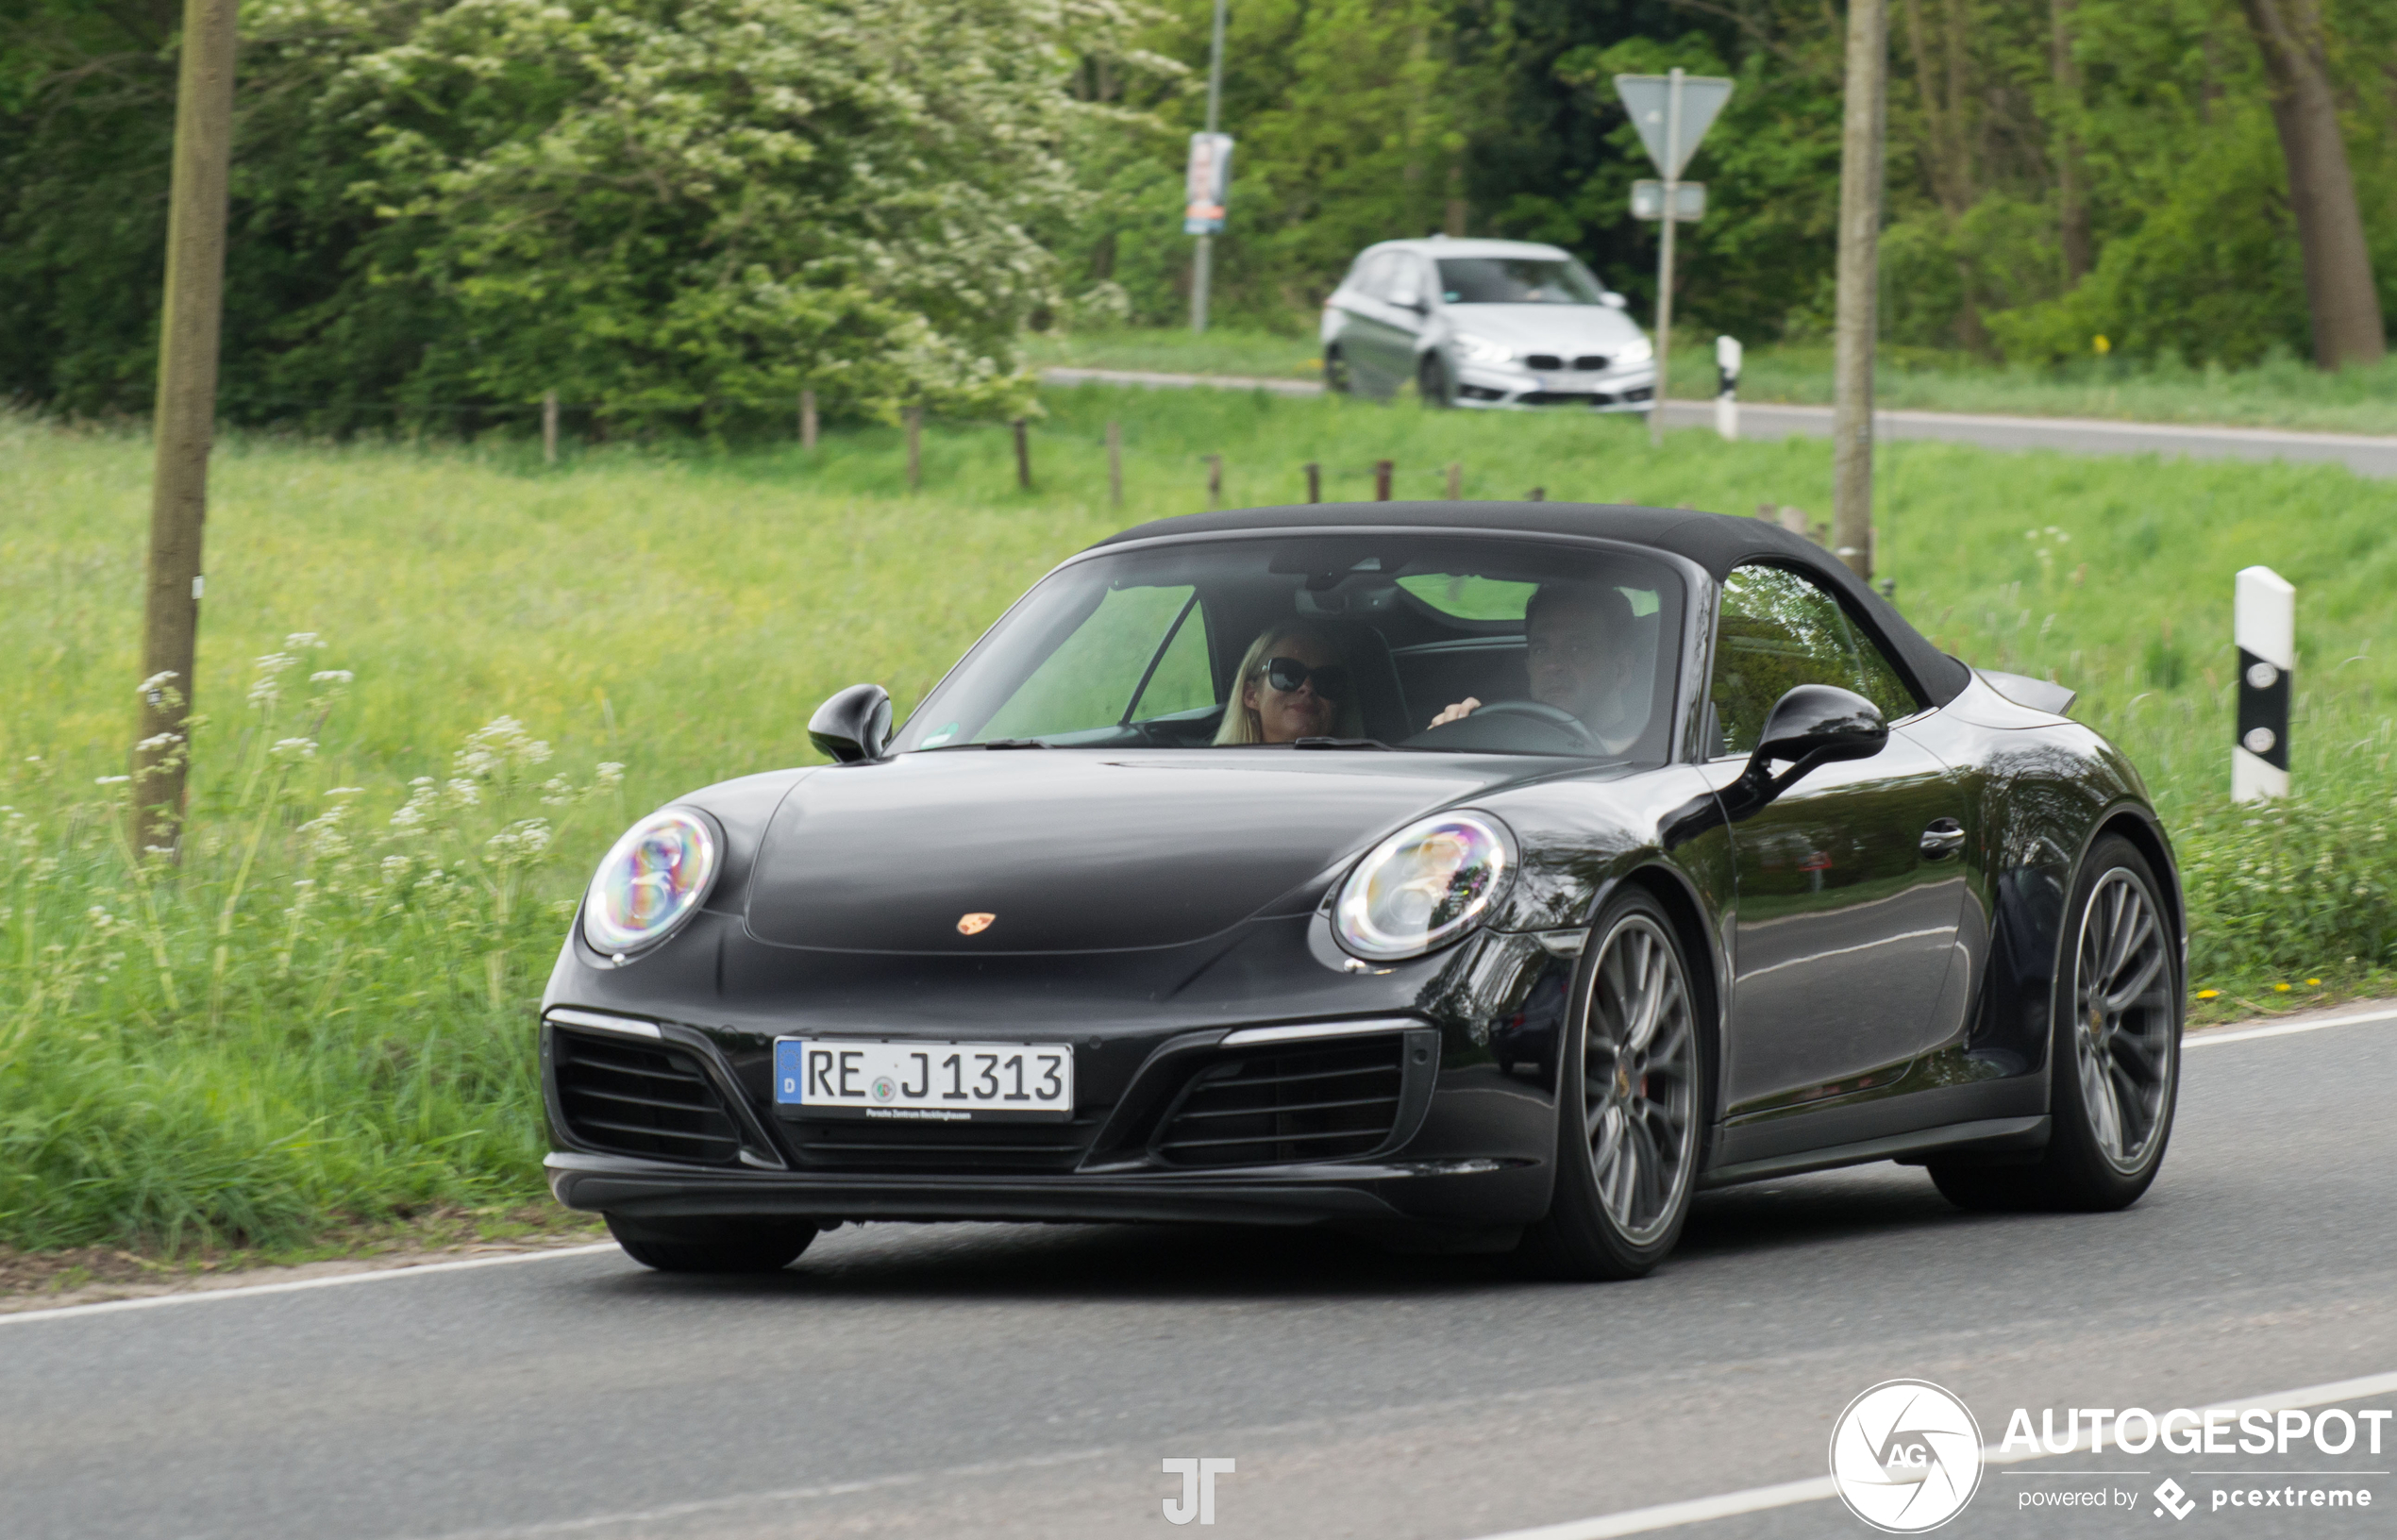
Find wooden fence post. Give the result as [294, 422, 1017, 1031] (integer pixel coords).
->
[800, 390, 817, 450]
[1526, 487, 1546, 502]
[1013, 419, 1032, 490]
[904, 406, 923, 491]
[1373, 460, 1393, 501]
[1106, 421, 1123, 508]
[1205, 453, 1223, 509]
[543, 391, 559, 465]
[1446, 461, 1462, 500]
[1304, 461, 1320, 504]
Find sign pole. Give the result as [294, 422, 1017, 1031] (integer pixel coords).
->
[133, 0, 240, 850]
[2234, 566, 2294, 803]
[1190, 0, 1228, 334]
[1648, 68, 1684, 449]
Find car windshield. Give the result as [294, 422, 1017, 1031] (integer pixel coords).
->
[892, 535, 1685, 761]
[1436, 257, 1607, 306]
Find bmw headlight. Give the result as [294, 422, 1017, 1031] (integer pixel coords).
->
[1451, 333, 1515, 366]
[1333, 812, 1517, 962]
[582, 808, 720, 960]
[1613, 336, 1654, 366]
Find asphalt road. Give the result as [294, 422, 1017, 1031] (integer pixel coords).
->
[1041, 367, 2397, 478]
[6, 1010, 2392, 1540]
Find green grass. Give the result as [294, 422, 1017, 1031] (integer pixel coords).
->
[1025, 326, 1324, 381]
[1029, 324, 2397, 435]
[5, 390, 2395, 1252]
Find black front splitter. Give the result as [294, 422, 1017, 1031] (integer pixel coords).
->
[545, 1151, 1550, 1230]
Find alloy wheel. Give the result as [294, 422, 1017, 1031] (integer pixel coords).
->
[1582, 914, 1699, 1244]
[2070, 867, 2176, 1172]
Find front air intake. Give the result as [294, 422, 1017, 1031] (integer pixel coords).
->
[552, 1028, 744, 1166]
[1150, 1034, 1409, 1168]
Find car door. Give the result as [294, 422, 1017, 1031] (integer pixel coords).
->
[1340, 252, 1420, 396]
[1708, 562, 1970, 1118]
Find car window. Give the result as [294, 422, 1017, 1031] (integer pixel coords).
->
[892, 536, 1686, 762]
[1386, 256, 1425, 308]
[1353, 252, 1396, 300]
[966, 585, 1200, 743]
[1707, 563, 1922, 757]
[1436, 257, 1607, 306]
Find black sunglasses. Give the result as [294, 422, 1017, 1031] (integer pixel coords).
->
[1263, 656, 1350, 700]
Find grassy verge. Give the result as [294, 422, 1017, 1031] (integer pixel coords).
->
[1028, 325, 2397, 435]
[5, 392, 2394, 1253]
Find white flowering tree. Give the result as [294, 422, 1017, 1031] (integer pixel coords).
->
[260, 0, 1151, 423]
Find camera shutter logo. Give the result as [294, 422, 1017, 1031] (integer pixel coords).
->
[1828, 1380, 1984, 1532]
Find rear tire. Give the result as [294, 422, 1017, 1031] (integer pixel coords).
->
[1519, 890, 1710, 1281]
[606, 1214, 817, 1273]
[1929, 834, 2181, 1213]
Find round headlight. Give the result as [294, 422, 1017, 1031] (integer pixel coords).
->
[582, 808, 720, 959]
[1333, 812, 1516, 962]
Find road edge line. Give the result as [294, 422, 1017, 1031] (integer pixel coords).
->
[1462, 1369, 2397, 1540]
[0, 1242, 619, 1326]
[2187, 1005, 2397, 1048]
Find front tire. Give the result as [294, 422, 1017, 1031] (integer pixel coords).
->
[1417, 353, 1452, 408]
[1520, 890, 1709, 1280]
[1930, 834, 2181, 1213]
[606, 1214, 817, 1273]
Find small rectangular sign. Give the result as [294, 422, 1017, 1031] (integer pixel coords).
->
[1183, 132, 1234, 233]
[1630, 179, 1707, 223]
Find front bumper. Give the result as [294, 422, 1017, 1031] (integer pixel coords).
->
[1451, 361, 1656, 412]
[547, 1149, 1550, 1231]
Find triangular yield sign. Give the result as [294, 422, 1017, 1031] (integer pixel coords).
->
[1614, 74, 1735, 179]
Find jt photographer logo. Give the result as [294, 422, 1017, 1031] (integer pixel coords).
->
[1830, 1381, 1986, 1532]
[1162, 1457, 1234, 1526]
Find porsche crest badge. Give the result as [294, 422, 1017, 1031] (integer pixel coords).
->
[956, 912, 996, 936]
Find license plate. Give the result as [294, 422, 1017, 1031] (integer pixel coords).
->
[773, 1039, 1074, 1122]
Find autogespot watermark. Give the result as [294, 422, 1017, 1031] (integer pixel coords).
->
[1831, 1380, 1986, 1532]
[1830, 1383, 2389, 1530]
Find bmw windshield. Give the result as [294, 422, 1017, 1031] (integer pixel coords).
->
[891, 535, 1685, 761]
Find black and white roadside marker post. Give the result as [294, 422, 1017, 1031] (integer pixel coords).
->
[1715, 334, 1742, 441]
[2234, 564, 2294, 803]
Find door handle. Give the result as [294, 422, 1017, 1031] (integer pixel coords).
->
[1919, 819, 1966, 860]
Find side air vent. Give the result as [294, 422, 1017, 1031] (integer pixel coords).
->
[553, 1028, 743, 1166]
[785, 1115, 1101, 1174]
[1151, 1034, 1408, 1168]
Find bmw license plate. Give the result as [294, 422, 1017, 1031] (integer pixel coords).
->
[773, 1038, 1074, 1122]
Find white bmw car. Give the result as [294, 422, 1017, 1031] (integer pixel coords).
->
[1321, 237, 1656, 413]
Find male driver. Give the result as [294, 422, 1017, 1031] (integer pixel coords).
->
[1428, 583, 1642, 751]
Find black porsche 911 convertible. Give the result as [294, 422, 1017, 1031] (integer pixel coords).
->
[540, 501, 2185, 1281]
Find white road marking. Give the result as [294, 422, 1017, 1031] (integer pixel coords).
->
[1463, 1369, 2397, 1540]
[2187, 1004, 2397, 1048]
[0, 1243, 619, 1327]
[392, 1446, 1120, 1540]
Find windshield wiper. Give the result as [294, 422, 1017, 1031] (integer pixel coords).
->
[1291, 737, 1393, 751]
[980, 739, 1050, 749]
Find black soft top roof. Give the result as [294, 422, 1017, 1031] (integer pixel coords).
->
[1095, 500, 1970, 708]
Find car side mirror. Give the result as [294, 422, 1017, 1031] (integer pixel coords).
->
[1721, 684, 1886, 820]
[809, 683, 892, 763]
[1601, 292, 1628, 310]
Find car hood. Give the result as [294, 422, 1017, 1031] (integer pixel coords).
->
[1439, 305, 1646, 356]
[742, 750, 1538, 955]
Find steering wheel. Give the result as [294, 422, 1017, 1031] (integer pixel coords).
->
[1452, 700, 1601, 751]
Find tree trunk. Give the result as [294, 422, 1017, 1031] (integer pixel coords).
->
[2050, 0, 2091, 284]
[2238, 0, 2386, 368]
